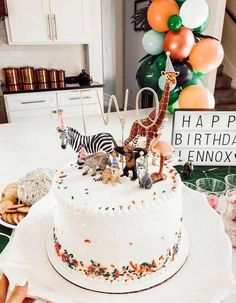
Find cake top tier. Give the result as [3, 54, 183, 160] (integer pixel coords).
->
[53, 163, 180, 215]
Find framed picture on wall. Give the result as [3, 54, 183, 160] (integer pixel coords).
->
[134, 0, 151, 31]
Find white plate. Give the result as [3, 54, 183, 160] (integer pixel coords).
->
[0, 190, 235, 303]
[0, 217, 17, 229]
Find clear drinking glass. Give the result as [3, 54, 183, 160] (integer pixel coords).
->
[221, 189, 236, 248]
[196, 178, 226, 210]
[224, 174, 236, 190]
[183, 182, 197, 191]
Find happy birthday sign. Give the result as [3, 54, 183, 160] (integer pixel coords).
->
[172, 110, 236, 166]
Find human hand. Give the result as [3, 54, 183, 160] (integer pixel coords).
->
[0, 273, 35, 303]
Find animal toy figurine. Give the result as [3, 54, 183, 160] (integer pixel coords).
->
[124, 52, 179, 150]
[183, 161, 194, 178]
[94, 165, 121, 185]
[110, 150, 120, 169]
[136, 150, 147, 166]
[115, 145, 147, 181]
[150, 132, 174, 183]
[110, 152, 121, 184]
[152, 152, 159, 166]
[56, 111, 117, 166]
[110, 167, 121, 185]
[82, 152, 110, 177]
[137, 163, 152, 190]
[78, 144, 87, 168]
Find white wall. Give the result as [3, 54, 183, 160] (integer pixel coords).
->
[0, 22, 87, 82]
[115, 0, 125, 106]
[85, 0, 103, 84]
[221, 0, 236, 88]
[125, 0, 145, 109]
[101, 0, 116, 104]
[101, 0, 124, 107]
[204, 0, 226, 92]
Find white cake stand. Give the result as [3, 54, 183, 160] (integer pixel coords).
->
[0, 187, 235, 303]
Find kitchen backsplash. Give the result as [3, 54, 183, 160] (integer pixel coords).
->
[0, 22, 88, 83]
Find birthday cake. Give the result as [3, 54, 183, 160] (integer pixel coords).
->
[46, 51, 189, 293]
[47, 158, 189, 293]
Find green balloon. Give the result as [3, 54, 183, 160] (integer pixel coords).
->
[168, 15, 182, 32]
[176, 0, 186, 8]
[136, 53, 181, 104]
[193, 9, 210, 34]
[168, 100, 179, 115]
[169, 86, 181, 105]
[193, 71, 206, 77]
[138, 54, 151, 65]
[183, 75, 205, 88]
[136, 55, 161, 91]
[155, 53, 167, 72]
[156, 84, 181, 106]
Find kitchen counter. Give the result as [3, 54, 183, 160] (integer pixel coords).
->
[1, 81, 104, 95]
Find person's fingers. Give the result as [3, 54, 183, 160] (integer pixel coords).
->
[0, 273, 9, 303]
[6, 280, 28, 303]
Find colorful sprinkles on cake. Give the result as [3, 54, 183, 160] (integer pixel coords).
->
[53, 229, 181, 282]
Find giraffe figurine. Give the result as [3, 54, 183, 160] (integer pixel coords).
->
[124, 52, 179, 151]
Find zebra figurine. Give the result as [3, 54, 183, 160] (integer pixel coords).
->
[56, 127, 117, 166]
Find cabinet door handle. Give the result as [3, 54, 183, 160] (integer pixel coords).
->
[53, 14, 58, 40]
[47, 14, 52, 40]
[21, 100, 47, 105]
[69, 96, 91, 100]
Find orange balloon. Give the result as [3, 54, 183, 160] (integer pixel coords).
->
[179, 85, 215, 109]
[163, 27, 195, 60]
[189, 38, 224, 73]
[147, 0, 179, 32]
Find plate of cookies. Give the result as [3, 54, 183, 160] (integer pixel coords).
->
[0, 183, 31, 228]
[0, 168, 54, 229]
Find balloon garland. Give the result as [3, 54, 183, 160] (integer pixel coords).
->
[134, 0, 224, 112]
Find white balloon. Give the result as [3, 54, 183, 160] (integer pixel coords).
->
[180, 0, 209, 29]
[142, 30, 165, 55]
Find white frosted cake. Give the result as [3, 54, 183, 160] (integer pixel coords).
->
[47, 162, 189, 293]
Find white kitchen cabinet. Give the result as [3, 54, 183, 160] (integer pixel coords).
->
[49, 0, 86, 43]
[61, 103, 101, 118]
[5, 0, 51, 43]
[57, 88, 103, 112]
[5, 0, 88, 44]
[5, 92, 58, 122]
[4, 87, 104, 122]
[7, 108, 58, 123]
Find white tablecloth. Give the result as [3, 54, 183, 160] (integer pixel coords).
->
[0, 110, 235, 302]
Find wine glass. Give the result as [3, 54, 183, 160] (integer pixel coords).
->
[224, 174, 236, 190]
[183, 182, 197, 191]
[196, 178, 226, 211]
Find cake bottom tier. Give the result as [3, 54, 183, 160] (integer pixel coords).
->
[46, 225, 189, 294]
